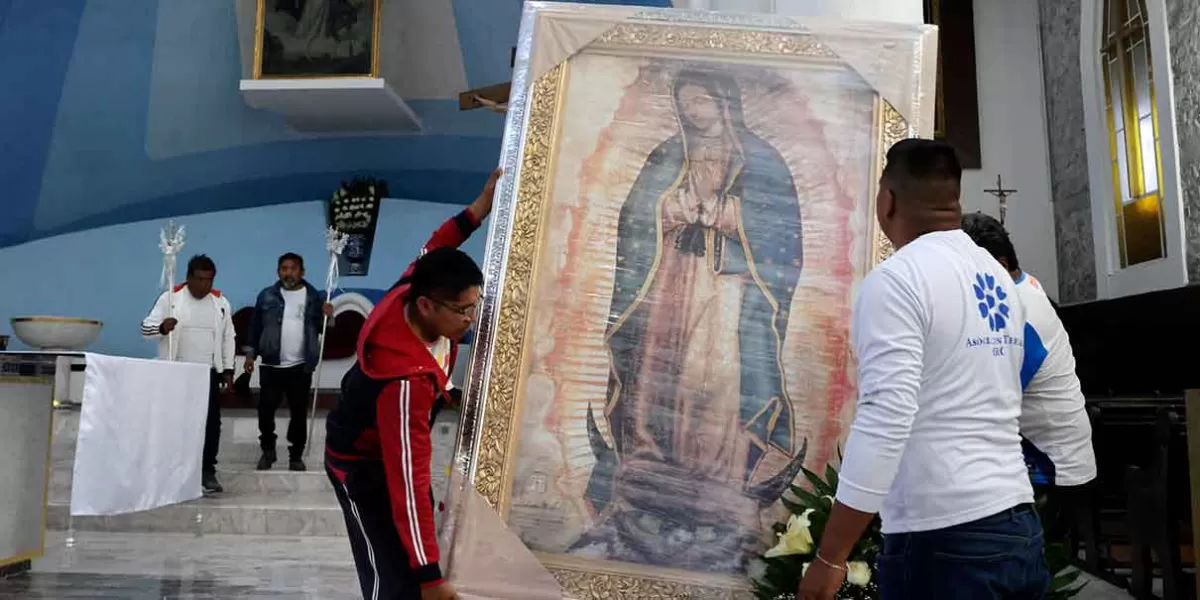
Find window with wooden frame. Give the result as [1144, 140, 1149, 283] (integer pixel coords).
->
[1102, 0, 1166, 267]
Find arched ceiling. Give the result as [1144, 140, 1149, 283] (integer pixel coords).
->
[0, 0, 670, 248]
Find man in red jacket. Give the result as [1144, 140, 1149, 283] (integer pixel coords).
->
[325, 169, 500, 600]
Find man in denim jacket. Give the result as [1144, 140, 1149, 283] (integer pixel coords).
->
[244, 253, 333, 471]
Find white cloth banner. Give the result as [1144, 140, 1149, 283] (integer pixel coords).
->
[71, 353, 209, 516]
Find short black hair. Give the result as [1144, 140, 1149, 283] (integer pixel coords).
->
[187, 254, 216, 277]
[406, 247, 483, 303]
[962, 212, 1020, 271]
[278, 252, 304, 269]
[881, 138, 963, 203]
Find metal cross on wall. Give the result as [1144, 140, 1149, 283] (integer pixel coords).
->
[983, 174, 1018, 225]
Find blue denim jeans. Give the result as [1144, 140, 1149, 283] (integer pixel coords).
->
[876, 504, 1051, 599]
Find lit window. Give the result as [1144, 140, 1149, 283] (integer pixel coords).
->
[1101, 0, 1166, 267]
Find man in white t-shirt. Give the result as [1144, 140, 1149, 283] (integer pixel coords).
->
[799, 140, 1049, 599]
[961, 212, 1097, 489]
[141, 254, 237, 494]
[244, 253, 333, 472]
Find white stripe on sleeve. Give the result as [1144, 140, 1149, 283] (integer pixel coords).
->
[399, 380, 428, 564]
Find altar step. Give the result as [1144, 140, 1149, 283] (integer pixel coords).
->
[45, 489, 347, 538]
[45, 408, 343, 537]
[49, 464, 336, 499]
[44, 407, 459, 540]
[50, 408, 333, 463]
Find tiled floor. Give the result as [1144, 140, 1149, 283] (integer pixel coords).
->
[0, 531, 1140, 599]
[0, 532, 362, 599]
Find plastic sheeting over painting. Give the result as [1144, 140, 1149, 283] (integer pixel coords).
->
[441, 477, 564, 599]
[448, 2, 935, 595]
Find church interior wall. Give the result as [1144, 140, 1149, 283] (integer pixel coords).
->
[1037, 0, 1097, 304]
[1164, 0, 1200, 284]
[0, 0, 516, 355]
[0, 0, 1076, 355]
[681, 0, 1065, 302]
[963, 0, 1060, 301]
[0, 0, 515, 252]
[0, 198, 488, 358]
[1042, 0, 1198, 302]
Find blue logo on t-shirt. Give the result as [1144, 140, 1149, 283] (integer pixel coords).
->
[973, 273, 1010, 332]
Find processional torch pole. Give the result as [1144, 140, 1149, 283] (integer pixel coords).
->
[159, 221, 186, 361]
[305, 227, 349, 459]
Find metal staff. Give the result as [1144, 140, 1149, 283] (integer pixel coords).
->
[159, 221, 186, 360]
[305, 227, 349, 459]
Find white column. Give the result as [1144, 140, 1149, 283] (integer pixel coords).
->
[675, 0, 924, 24]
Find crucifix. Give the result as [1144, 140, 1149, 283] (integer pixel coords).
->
[983, 174, 1018, 225]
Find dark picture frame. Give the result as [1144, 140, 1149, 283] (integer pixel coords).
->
[253, 0, 381, 79]
[925, 0, 983, 168]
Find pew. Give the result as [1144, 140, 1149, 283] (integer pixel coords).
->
[1058, 288, 1198, 599]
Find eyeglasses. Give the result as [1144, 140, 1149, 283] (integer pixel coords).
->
[432, 298, 480, 317]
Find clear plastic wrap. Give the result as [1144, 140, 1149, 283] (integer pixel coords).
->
[446, 3, 936, 598]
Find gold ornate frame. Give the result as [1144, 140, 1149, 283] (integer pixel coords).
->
[252, 0, 383, 79]
[453, 7, 931, 598]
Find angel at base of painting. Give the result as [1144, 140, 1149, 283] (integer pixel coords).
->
[572, 68, 809, 574]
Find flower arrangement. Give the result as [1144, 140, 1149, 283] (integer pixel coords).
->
[752, 456, 879, 600]
[751, 453, 1087, 600]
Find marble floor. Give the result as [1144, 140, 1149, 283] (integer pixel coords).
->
[0, 531, 362, 599]
[6, 410, 1142, 599]
[0, 531, 1142, 600]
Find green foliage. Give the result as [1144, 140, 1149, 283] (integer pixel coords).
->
[1037, 491, 1088, 599]
[752, 456, 1087, 600]
[753, 460, 881, 600]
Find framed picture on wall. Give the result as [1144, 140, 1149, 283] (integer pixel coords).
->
[924, 0, 982, 168]
[253, 0, 381, 78]
[447, 3, 935, 597]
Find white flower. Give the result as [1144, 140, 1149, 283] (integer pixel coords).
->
[846, 561, 871, 586]
[369, 185, 375, 195]
[745, 559, 767, 581]
[763, 509, 814, 558]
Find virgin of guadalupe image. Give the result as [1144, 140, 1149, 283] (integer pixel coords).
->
[571, 69, 809, 573]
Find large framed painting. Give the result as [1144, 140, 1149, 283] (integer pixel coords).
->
[252, 0, 381, 78]
[450, 3, 935, 597]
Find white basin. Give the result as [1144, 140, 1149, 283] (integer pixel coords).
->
[10, 317, 103, 351]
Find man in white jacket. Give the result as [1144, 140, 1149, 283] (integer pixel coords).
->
[799, 140, 1047, 599]
[142, 254, 236, 493]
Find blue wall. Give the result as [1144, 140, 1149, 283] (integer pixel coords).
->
[0, 199, 487, 357]
[0, 0, 671, 354]
[0, 0, 514, 248]
[0, 0, 672, 248]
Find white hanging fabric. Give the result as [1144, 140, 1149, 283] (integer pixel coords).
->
[70, 353, 210, 516]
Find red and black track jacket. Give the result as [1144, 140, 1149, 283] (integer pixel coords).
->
[325, 208, 480, 589]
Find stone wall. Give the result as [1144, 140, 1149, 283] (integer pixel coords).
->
[1037, 0, 1097, 303]
[1039, 0, 1200, 302]
[1165, 0, 1200, 282]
